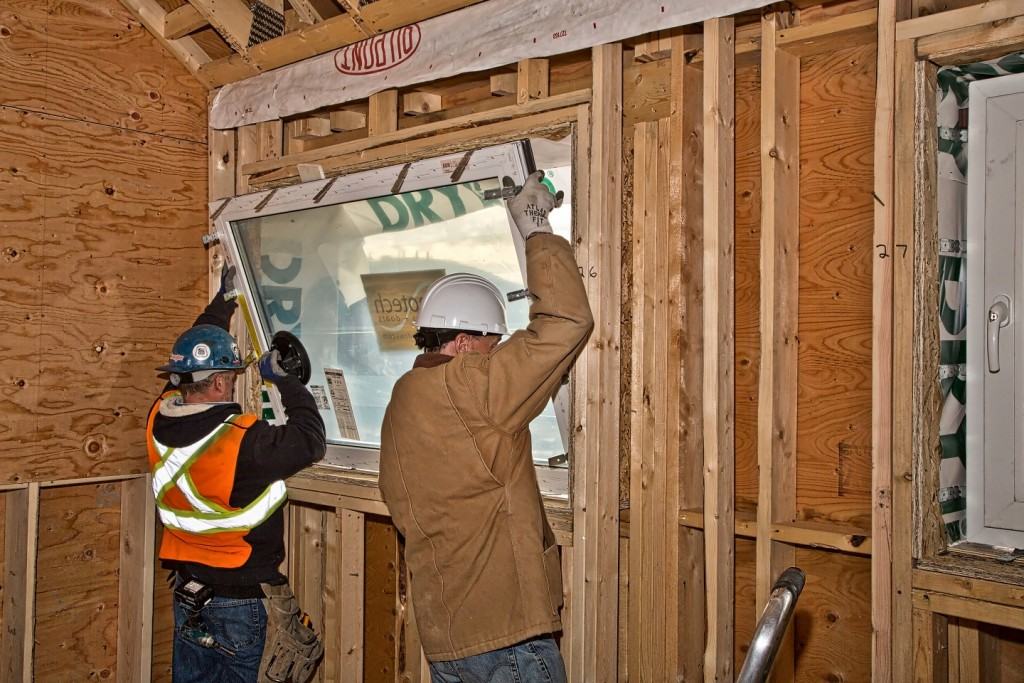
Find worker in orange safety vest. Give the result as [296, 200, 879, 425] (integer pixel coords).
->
[148, 264, 326, 683]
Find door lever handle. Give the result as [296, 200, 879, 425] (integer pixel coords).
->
[988, 296, 1011, 373]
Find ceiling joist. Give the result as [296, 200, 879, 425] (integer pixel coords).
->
[119, 0, 488, 89]
[120, 0, 211, 74]
[288, 0, 325, 26]
[188, 0, 255, 54]
[162, 3, 209, 40]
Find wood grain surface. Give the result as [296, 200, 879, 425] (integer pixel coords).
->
[0, 107, 206, 483]
[364, 516, 400, 683]
[797, 44, 877, 529]
[733, 537, 757, 673]
[150, 525, 173, 682]
[0, 0, 206, 142]
[34, 483, 122, 680]
[734, 63, 762, 513]
[793, 548, 872, 683]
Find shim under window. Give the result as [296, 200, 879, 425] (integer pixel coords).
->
[211, 138, 575, 497]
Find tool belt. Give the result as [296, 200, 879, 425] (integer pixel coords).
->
[259, 582, 324, 683]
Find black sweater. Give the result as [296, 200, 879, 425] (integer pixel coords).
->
[151, 295, 326, 585]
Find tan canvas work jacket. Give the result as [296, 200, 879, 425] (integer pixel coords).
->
[379, 233, 594, 662]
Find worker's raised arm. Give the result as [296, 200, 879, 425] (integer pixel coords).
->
[193, 264, 238, 330]
[479, 172, 594, 431]
[236, 352, 327, 483]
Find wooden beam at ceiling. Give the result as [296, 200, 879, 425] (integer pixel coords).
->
[119, 0, 212, 76]
[188, 0, 254, 55]
[896, 0, 1024, 40]
[702, 15, 735, 683]
[916, 13, 1024, 63]
[242, 89, 589, 180]
[775, 8, 877, 56]
[197, 0, 487, 87]
[163, 3, 209, 39]
[335, 0, 373, 37]
[288, 0, 324, 25]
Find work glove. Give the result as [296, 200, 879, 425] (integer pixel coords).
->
[505, 170, 564, 240]
[258, 349, 288, 383]
[218, 263, 237, 301]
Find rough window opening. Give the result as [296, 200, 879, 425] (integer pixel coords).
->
[938, 51, 1024, 550]
[212, 136, 575, 498]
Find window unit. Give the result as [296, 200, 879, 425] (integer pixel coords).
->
[966, 72, 1024, 548]
[211, 138, 575, 497]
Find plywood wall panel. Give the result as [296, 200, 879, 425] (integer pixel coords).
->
[0, 493, 8, 631]
[0, 0, 206, 142]
[364, 516, 400, 683]
[734, 64, 762, 512]
[0, 110, 206, 483]
[34, 483, 122, 680]
[793, 548, 872, 683]
[734, 537, 757, 672]
[979, 623, 1024, 681]
[0, 108, 48, 435]
[797, 44, 876, 529]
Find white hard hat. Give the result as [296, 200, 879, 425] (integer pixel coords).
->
[415, 273, 508, 335]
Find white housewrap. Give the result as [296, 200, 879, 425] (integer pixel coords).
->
[210, 0, 773, 129]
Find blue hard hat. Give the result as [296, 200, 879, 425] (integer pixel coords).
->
[157, 324, 245, 384]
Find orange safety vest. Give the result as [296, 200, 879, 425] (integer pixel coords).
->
[146, 392, 286, 569]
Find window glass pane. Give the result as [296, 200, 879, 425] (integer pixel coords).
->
[230, 172, 572, 465]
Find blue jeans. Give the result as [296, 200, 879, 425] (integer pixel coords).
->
[173, 595, 267, 683]
[429, 637, 566, 683]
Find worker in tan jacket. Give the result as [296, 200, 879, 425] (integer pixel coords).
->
[379, 171, 593, 682]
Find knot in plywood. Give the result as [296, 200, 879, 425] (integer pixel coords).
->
[83, 435, 108, 457]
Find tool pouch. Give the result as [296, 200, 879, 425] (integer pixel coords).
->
[258, 582, 324, 683]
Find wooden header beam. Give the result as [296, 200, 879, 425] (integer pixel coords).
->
[197, 0, 487, 87]
[896, 0, 1024, 40]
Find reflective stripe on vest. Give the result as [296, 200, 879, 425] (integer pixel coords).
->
[150, 416, 287, 534]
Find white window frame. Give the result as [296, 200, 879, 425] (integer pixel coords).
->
[208, 140, 572, 498]
[966, 72, 1024, 548]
